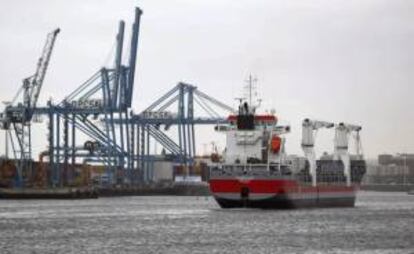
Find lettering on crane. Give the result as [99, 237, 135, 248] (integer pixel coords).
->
[71, 99, 103, 109]
[141, 111, 176, 119]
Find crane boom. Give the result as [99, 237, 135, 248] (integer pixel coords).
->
[301, 118, 334, 186]
[334, 122, 362, 153]
[334, 122, 363, 186]
[0, 28, 60, 187]
[0, 28, 60, 129]
[26, 28, 60, 110]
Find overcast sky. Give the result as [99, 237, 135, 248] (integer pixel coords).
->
[0, 0, 413, 158]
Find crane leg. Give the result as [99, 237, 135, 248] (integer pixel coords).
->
[303, 147, 317, 187]
[339, 153, 351, 186]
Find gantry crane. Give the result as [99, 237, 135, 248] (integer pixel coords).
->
[0, 28, 60, 186]
[114, 82, 234, 183]
[301, 118, 334, 186]
[334, 122, 362, 186]
[43, 7, 143, 187]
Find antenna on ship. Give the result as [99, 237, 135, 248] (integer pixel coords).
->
[234, 97, 245, 104]
[244, 74, 258, 107]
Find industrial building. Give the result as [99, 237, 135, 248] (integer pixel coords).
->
[364, 154, 414, 185]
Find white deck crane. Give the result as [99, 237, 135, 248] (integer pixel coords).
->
[301, 119, 334, 186]
[334, 122, 362, 186]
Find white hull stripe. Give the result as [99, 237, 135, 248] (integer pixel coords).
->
[215, 193, 276, 200]
[214, 191, 356, 201]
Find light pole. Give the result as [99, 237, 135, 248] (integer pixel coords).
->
[1, 101, 10, 159]
[403, 154, 407, 186]
[397, 153, 407, 186]
[4, 130, 8, 159]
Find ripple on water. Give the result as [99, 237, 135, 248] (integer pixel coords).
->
[0, 191, 413, 253]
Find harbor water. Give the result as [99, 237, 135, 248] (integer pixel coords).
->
[0, 191, 413, 253]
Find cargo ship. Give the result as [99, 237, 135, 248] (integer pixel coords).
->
[208, 78, 366, 209]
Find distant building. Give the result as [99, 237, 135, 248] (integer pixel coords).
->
[365, 153, 414, 184]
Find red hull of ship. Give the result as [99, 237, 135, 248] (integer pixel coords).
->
[209, 178, 358, 209]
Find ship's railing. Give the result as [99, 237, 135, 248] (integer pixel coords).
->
[294, 171, 348, 185]
[210, 162, 365, 185]
[209, 163, 293, 177]
[317, 173, 347, 185]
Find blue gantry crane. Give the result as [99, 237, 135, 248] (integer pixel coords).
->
[113, 82, 235, 183]
[40, 7, 143, 187]
[1, 7, 142, 187]
[0, 28, 60, 187]
[1, 6, 236, 188]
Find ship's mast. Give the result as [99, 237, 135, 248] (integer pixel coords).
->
[244, 74, 258, 109]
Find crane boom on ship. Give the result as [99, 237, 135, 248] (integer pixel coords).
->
[301, 118, 335, 186]
[334, 122, 363, 186]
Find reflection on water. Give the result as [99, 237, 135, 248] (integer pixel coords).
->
[0, 192, 413, 253]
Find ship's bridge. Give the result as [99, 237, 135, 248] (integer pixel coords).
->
[227, 114, 278, 129]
